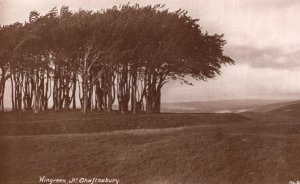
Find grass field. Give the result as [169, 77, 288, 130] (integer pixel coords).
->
[1, 110, 300, 184]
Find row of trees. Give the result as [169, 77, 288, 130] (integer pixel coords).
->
[0, 4, 234, 114]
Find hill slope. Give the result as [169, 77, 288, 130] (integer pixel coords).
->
[253, 100, 300, 113]
[269, 103, 300, 118]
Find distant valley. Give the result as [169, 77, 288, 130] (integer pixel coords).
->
[161, 99, 300, 113]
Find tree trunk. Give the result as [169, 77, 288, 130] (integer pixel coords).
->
[72, 73, 77, 109]
[82, 57, 88, 114]
[0, 67, 6, 112]
[10, 73, 15, 111]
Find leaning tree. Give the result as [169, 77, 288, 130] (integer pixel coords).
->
[0, 4, 234, 114]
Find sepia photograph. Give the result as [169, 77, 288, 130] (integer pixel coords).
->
[0, 0, 300, 183]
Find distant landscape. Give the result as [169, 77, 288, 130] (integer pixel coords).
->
[161, 99, 299, 113]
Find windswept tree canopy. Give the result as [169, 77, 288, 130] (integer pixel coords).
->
[0, 4, 234, 113]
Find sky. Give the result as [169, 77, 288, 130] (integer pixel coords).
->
[1, 0, 300, 103]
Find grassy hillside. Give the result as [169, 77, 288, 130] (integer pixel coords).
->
[0, 111, 247, 136]
[253, 100, 300, 113]
[1, 111, 300, 184]
[269, 103, 300, 118]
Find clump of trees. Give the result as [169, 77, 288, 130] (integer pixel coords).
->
[0, 4, 234, 114]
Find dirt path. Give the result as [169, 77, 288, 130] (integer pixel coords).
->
[1, 121, 299, 141]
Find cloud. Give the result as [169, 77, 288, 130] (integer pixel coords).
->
[226, 45, 300, 70]
[243, 0, 300, 10]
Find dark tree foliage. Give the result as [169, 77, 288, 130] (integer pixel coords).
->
[0, 4, 234, 114]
